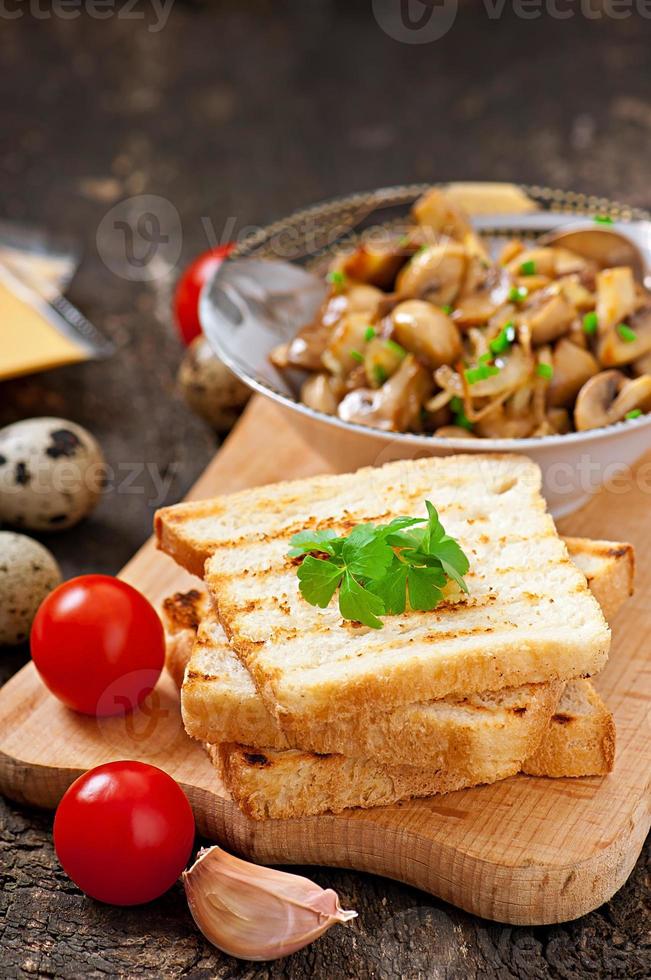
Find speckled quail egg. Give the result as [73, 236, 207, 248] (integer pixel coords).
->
[0, 532, 61, 645]
[178, 336, 251, 430]
[0, 418, 106, 532]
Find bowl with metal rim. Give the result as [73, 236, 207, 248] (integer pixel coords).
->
[200, 182, 651, 517]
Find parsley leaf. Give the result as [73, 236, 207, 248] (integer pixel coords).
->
[342, 524, 394, 578]
[296, 556, 344, 608]
[367, 558, 408, 615]
[287, 529, 341, 558]
[407, 565, 446, 611]
[289, 501, 470, 627]
[339, 570, 385, 629]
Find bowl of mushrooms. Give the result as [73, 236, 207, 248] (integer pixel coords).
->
[201, 182, 651, 516]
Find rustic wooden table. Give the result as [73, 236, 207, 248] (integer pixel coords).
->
[1, 5, 650, 977]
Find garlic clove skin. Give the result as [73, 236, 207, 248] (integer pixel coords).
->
[182, 845, 357, 962]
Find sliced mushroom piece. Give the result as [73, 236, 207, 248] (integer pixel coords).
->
[322, 312, 374, 376]
[453, 266, 513, 328]
[342, 242, 409, 291]
[395, 242, 467, 306]
[337, 355, 432, 432]
[364, 336, 406, 388]
[390, 300, 462, 367]
[574, 370, 651, 431]
[284, 323, 332, 371]
[300, 374, 344, 415]
[548, 338, 600, 408]
[474, 401, 537, 439]
[521, 292, 575, 346]
[498, 239, 524, 265]
[553, 247, 594, 277]
[465, 344, 533, 400]
[595, 266, 636, 333]
[597, 307, 651, 367]
[506, 246, 557, 279]
[546, 408, 572, 434]
[557, 274, 595, 312]
[411, 188, 488, 261]
[281, 284, 383, 371]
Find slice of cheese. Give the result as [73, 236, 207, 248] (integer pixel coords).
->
[0, 277, 89, 381]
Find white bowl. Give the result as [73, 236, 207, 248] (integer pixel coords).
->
[201, 182, 651, 517]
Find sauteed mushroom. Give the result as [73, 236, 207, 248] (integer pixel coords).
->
[595, 267, 636, 333]
[522, 292, 575, 346]
[598, 307, 651, 367]
[338, 355, 432, 431]
[575, 370, 651, 430]
[364, 336, 406, 388]
[548, 339, 600, 408]
[342, 242, 409, 290]
[390, 300, 462, 367]
[322, 312, 375, 376]
[395, 242, 466, 306]
[300, 374, 344, 415]
[273, 188, 651, 437]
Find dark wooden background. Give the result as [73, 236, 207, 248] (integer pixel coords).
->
[1, 4, 649, 977]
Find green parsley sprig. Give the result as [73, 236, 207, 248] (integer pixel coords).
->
[288, 502, 470, 629]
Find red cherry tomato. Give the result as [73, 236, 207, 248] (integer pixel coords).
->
[31, 575, 165, 717]
[174, 243, 234, 344]
[54, 761, 195, 905]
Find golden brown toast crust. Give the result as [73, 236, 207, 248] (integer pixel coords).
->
[161, 456, 610, 727]
[210, 677, 615, 820]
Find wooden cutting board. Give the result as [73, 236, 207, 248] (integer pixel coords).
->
[0, 396, 649, 926]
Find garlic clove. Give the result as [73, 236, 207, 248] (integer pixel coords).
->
[182, 845, 357, 962]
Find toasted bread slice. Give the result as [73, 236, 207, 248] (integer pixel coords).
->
[156, 455, 610, 728]
[162, 589, 208, 689]
[562, 537, 634, 624]
[183, 611, 562, 766]
[522, 680, 616, 777]
[210, 679, 614, 819]
[161, 535, 628, 766]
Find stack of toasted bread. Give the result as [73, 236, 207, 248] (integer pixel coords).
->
[156, 455, 632, 820]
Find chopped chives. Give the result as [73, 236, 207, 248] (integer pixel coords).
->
[508, 285, 528, 304]
[489, 321, 516, 355]
[364, 326, 376, 341]
[617, 324, 637, 343]
[327, 270, 347, 289]
[385, 339, 407, 358]
[594, 214, 614, 224]
[625, 409, 642, 420]
[536, 363, 554, 380]
[583, 311, 598, 335]
[373, 364, 388, 385]
[465, 363, 500, 385]
[450, 396, 463, 414]
[520, 260, 536, 276]
[442, 304, 454, 315]
[350, 349, 364, 364]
